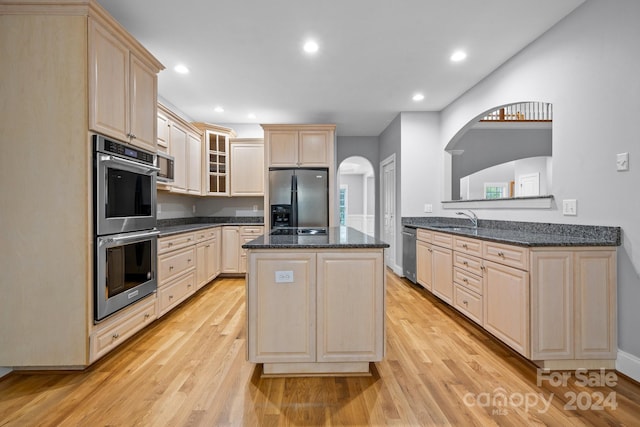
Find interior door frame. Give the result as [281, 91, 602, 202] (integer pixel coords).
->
[380, 153, 398, 274]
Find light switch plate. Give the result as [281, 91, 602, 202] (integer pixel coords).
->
[562, 199, 577, 216]
[617, 152, 629, 171]
[424, 203, 433, 213]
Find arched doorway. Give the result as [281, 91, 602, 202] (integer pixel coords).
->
[337, 156, 375, 236]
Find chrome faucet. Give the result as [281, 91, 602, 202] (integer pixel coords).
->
[456, 210, 478, 228]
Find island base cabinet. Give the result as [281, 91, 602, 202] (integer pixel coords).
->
[247, 249, 385, 375]
[247, 253, 316, 363]
[483, 260, 530, 358]
[316, 252, 384, 363]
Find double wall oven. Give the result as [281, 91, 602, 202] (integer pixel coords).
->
[94, 135, 159, 321]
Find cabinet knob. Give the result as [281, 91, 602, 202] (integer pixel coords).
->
[463, 278, 468, 283]
[112, 333, 120, 339]
[497, 251, 505, 257]
[169, 295, 174, 300]
[480, 265, 486, 271]
[188, 258, 192, 263]
[169, 266, 174, 270]
[144, 313, 150, 319]
[168, 242, 173, 246]
[428, 248, 432, 253]
[131, 133, 137, 139]
[462, 243, 468, 249]
[463, 261, 468, 266]
[463, 300, 468, 306]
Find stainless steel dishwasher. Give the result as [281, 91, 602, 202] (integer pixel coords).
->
[402, 226, 417, 283]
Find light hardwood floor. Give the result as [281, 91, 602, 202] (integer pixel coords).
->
[1, 272, 639, 426]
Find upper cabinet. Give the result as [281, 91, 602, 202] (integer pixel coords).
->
[262, 124, 335, 168]
[89, 18, 161, 153]
[193, 123, 236, 196]
[157, 103, 203, 195]
[230, 139, 264, 196]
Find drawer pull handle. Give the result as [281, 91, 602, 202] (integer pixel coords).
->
[169, 295, 174, 300]
[187, 258, 192, 263]
[169, 266, 174, 270]
[188, 238, 192, 241]
[498, 251, 505, 257]
[463, 278, 468, 283]
[463, 261, 468, 266]
[112, 333, 119, 339]
[463, 300, 468, 306]
[144, 313, 150, 319]
[168, 242, 173, 247]
[428, 248, 432, 253]
[462, 243, 468, 249]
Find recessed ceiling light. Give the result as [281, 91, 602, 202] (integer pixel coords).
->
[412, 93, 425, 101]
[303, 40, 319, 54]
[214, 106, 224, 113]
[450, 50, 467, 62]
[248, 113, 257, 119]
[174, 64, 189, 74]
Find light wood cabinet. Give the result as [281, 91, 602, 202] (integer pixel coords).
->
[247, 249, 385, 375]
[531, 248, 616, 363]
[193, 123, 236, 196]
[0, 1, 163, 368]
[222, 225, 264, 274]
[431, 244, 454, 304]
[196, 227, 220, 289]
[159, 104, 203, 195]
[483, 259, 530, 357]
[416, 240, 433, 290]
[416, 231, 452, 303]
[89, 18, 159, 152]
[230, 139, 264, 196]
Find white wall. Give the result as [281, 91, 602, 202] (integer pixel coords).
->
[435, 0, 640, 364]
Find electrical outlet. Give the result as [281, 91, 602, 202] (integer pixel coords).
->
[252, 204, 258, 212]
[562, 199, 577, 216]
[424, 203, 433, 213]
[275, 270, 294, 283]
[192, 204, 196, 214]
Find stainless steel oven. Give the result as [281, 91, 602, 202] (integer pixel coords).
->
[93, 134, 159, 321]
[95, 229, 159, 321]
[94, 134, 158, 236]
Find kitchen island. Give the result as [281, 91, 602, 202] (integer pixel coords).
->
[242, 227, 389, 376]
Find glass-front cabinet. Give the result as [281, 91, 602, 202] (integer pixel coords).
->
[193, 123, 235, 196]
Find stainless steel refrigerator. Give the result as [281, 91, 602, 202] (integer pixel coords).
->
[269, 167, 329, 228]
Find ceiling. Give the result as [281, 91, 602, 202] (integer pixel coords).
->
[97, 0, 584, 136]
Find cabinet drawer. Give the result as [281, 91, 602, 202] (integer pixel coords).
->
[240, 225, 264, 237]
[158, 232, 196, 254]
[433, 231, 453, 249]
[453, 267, 483, 295]
[453, 236, 483, 257]
[195, 227, 217, 242]
[453, 252, 484, 277]
[90, 296, 157, 362]
[417, 228, 433, 243]
[158, 271, 196, 316]
[159, 246, 196, 284]
[453, 284, 483, 326]
[483, 241, 529, 270]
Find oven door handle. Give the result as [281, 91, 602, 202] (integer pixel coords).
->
[100, 154, 160, 173]
[109, 230, 161, 243]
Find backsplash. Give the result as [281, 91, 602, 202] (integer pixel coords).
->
[157, 216, 264, 227]
[157, 191, 264, 220]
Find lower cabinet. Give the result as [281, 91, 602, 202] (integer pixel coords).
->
[222, 225, 264, 274]
[415, 228, 617, 367]
[90, 295, 157, 363]
[247, 249, 385, 374]
[196, 228, 221, 289]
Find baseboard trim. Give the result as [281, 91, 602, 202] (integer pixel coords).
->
[388, 263, 403, 277]
[0, 367, 13, 379]
[616, 350, 640, 383]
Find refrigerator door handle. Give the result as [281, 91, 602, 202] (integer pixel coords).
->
[291, 174, 298, 228]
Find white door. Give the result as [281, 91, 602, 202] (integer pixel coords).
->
[518, 173, 540, 197]
[380, 155, 396, 269]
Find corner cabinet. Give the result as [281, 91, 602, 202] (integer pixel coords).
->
[262, 124, 337, 226]
[193, 123, 236, 196]
[89, 18, 161, 152]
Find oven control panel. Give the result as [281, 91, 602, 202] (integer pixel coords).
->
[95, 134, 155, 165]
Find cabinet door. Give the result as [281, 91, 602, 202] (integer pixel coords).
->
[129, 54, 157, 152]
[169, 124, 187, 192]
[157, 111, 170, 152]
[531, 251, 573, 360]
[89, 19, 129, 142]
[416, 240, 433, 290]
[247, 252, 316, 363]
[299, 130, 329, 166]
[268, 130, 298, 166]
[221, 227, 240, 273]
[230, 143, 264, 196]
[196, 243, 208, 289]
[431, 245, 453, 304]
[187, 132, 201, 194]
[316, 252, 384, 362]
[483, 260, 530, 358]
[574, 250, 616, 359]
[212, 228, 221, 277]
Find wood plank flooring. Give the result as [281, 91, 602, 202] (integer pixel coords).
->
[1, 272, 639, 426]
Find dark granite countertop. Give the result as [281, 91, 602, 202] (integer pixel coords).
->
[157, 216, 264, 237]
[402, 217, 621, 247]
[242, 226, 389, 249]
